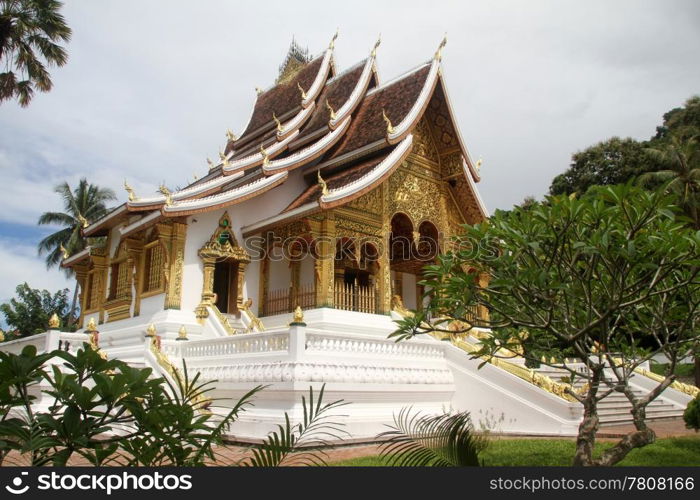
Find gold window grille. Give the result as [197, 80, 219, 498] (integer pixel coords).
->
[143, 242, 164, 293]
[86, 272, 100, 310]
[109, 260, 130, 300]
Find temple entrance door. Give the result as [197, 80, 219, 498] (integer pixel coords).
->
[213, 260, 239, 314]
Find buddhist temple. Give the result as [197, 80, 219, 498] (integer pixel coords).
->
[30, 34, 690, 439]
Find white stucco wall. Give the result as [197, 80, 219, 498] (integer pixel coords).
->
[402, 272, 417, 309]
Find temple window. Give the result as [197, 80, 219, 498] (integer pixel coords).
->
[142, 240, 164, 294]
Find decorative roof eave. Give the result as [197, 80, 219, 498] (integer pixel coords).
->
[436, 74, 481, 182]
[222, 130, 300, 175]
[328, 56, 375, 130]
[385, 58, 440, 146]
[276, 101, 316, 141]
[241, 201, 320, 238]
[60, 247, 91, 268]
[319, 134, 413, 209]
[83, 204, 128, 237]
[119, 210, 163, 238]
[460, 158, 489, 218]
[127, 170, 246, 210]
[161, 172, 288, 217]
[262, 117, 351, 176]
[301, 47, 334, 109]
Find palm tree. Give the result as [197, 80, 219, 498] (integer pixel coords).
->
[37, 178, 116, 325]
[638, 131, 700, 227]
[0, 0, 71, 107]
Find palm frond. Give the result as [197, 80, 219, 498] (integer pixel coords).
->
[240, 384, 349, 466]
[378, 408, 488, 467]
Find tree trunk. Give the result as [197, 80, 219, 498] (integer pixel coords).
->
[572, 367, 603, 466]
[594, 401, 655, 466]
[67, 284, 79, 329]
[695, 353, 700, 388]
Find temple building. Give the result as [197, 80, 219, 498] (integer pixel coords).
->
[48, 34, 692, 439]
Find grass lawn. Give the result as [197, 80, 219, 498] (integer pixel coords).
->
[650, 362, 694, 378]
[332, 436, 700, 466]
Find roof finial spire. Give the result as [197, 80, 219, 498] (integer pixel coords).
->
[297, 81, 307, 101]
[77, 214, 89, 228]
[371, 34, 381, 58]
[260, 144, 270, 166]
[273, 112, 284, 133]
[59, 244, 69, 259]
[382, 108, 395, 135]
[434, 33, 447, 61]
[226, 129, 237, 142]
[124, 179, 136, 202]
[329, 28, 339, 50]
[476, 157, 483, 171]
[317, 170, 329, 196]
[207, 157, 215, 170]
[255, 86, 264, 96]
[325, 99, 336, 121]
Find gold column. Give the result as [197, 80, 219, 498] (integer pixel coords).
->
[311, 215, 335, 308]
[378, 184, 392, 314]
[196, 256, 216, 321]
[128, 240, 144, 317]
[258, 234, 270, 317]
[92, 252, 108, 324]
[236, 261, 247, 310]
[164, 221, 187, 310]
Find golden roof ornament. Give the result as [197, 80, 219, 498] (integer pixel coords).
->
[434, 33, 447, 61]
[158, 185, 173, 206]
[273, 112, 284, 133]
[124, 179, 137, 202]
[260, 144, 270, 166]
[48, 313, 60, 329]
[325, 99, 336, 120]
[291, 306, 305, 325]
[85, 317, 97, 333]
[476, 157, 483, 171]
[371, 35, 381, 58]
[226, 129, 237, 142]
[329, 29, 339, 50]
[382, 109, 394, 135]
[59, 244, 69, 259]
[145, 323, 156, 337]
[255, 86, 264, 96]
[317, 170, 329, 196]
[177, 325, 188, 341]
[297, 82, 307, 101]
[77, 214, 89, 228]
[206, 157, 215, 170]
[218, 150, 230, 167]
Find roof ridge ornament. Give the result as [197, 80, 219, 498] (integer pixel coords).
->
[158, 185, 173, 206]
[329, 28, 339, 50]
[297, 81, 307, 101]
[382, 108, 395, 135]
[434, 33, 447, 61]
[226, 129, 237, 142]
[207, 157, 215, 170]
[219, 150, 230, 167]
[317, 170, 329, 196]
[325, 99, 336, 121]
[77, 214, 89, 228]
[371, 34, 381, 58]
[124, 179, 137, 202]
[60, 244, 69, 259]
[273, 112, 284, 133]
[260, 144, 270, 166]
[476, 157, 483, 171]
[255, 86, 264, 96]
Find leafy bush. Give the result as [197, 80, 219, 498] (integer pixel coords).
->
[684, 393, 700, 431]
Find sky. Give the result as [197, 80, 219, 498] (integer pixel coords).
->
[0, 0, 699, 307]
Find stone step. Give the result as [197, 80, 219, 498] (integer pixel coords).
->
[599, 412, 685, 426]
[598, 406, 680, 417]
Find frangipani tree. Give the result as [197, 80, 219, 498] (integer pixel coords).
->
[392, 185, 700, 466]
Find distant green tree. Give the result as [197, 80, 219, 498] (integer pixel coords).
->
[654, 96, 700, 142]
[0, 283, 70, 337]
[0, 0, 72, 107]
[550, 137, 653, 196]
[37, 178, 115, 325]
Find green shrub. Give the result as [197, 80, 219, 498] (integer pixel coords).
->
[684, 393, 700, 431]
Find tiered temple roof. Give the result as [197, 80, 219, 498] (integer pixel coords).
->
[75, 33, 487, 250]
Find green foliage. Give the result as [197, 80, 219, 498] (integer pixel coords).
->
[654, 96, 700, 142]
[0, 344, 262, 466]
[550, 137, 654, 196]
[392, 184, 700, 466]
[240, 384, 348, 466]
[684, 393, 700, 431]
[0, 0, 72, 106]
[0, 283, 71, 338]
[377, 409, 488, 466]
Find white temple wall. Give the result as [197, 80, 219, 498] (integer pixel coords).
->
[268, 250, 291, 292]
[243, 250, 260, 315]
[180, 210, 220, 312]
[235, 169, 308, 227]
[139, 293, 165, 319]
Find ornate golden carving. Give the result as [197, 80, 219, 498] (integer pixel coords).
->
[158, 185, 172, 206]
[124, 180, 136, 202]
[317, 170, 329, 196]
[382, 109, 394, 135]
[325, 99, 336, 121]
[412, 119, 439, 163]
[48, 313, 60, 329]
[297, 82, 307, 101]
